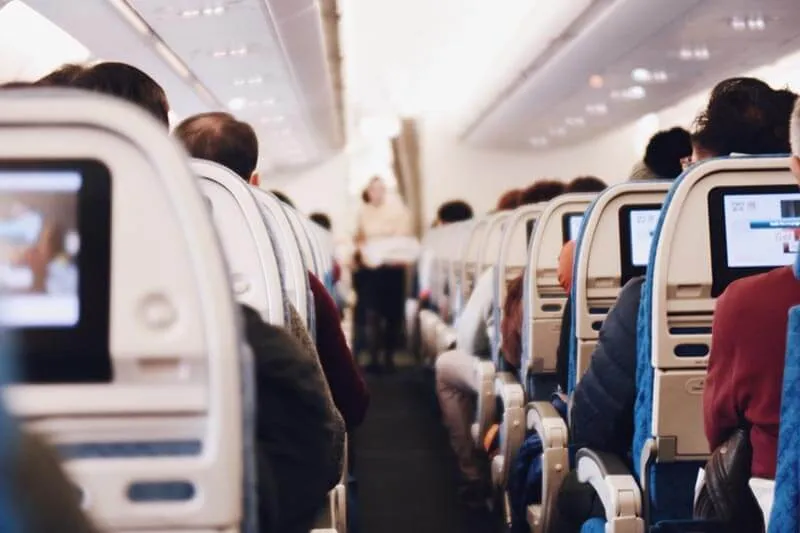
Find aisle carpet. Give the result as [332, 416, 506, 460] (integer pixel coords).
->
[352, 360, 501, 533]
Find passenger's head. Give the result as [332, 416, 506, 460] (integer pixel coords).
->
[566, 176, 606, 193]
[436, 200, 474, 224]
[519, 180, 565, 206]
[271, 190, 294, 208]
[643, 127, 692, 180]
[174, 112, 260, 185]
[692, 77, 795, 161]
[363, 177, 386, 206]
[36, 64, 86, 87]
[310, 212, 332, 230]
[72, 62, 169, 126]
[496, 189, 521, 211]
[790, 98, 800, 182]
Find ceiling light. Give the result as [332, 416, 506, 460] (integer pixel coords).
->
[261, 116, 285, 124]
[565, 117, 586, 127]
[585, 103, 608, 116]
[180, 9, 200, 18]
[227, 97, 247, 111]
[529, 137, 548, 147]
[550, 127, 567, 137]
[212, 50, 228, 58]
[631, 68, 652, 83]
[679, 46, 710, 61]
[747, 16, 765, 31]
[611, 86, 646, 101]
[731, 16, 747, 31]
[182, 6, 225, 17]
[248, 76, 263, 85]
[230, 47, 248, 56]
[652, 70, 668, 82]
[233, 79, 246, 87]
[213, 46, 247, 58]
[589, 75, 604, 89]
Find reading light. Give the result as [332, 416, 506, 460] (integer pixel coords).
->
[227, 97, 246, 111]
[529, 137, 548, 147]
[652, 70, 668, 82]
[631, 68, 652, 83]
[180, 9, 200, 18]
[182, 6, 225, 17]
[585, 103, 608, 116]
[679, 46, 710, 61]
[565, 117, 586, 127]
[611, 86, 646, 101]
[747, 16, 765, 31]
[693, 46, 710, 60]
[731, 16, 747, 31]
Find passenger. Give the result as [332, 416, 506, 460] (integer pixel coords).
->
[174, 111, 368, 430]
[630, 127, 693, 180]
[546, 78, 797, 532]
[71, 62, 170, 127]
[71, 73, 343, 531]
[36, 64, 86, 87]
[556, 176, 607, 294]
[435, 182, 562, 507]
[354, 176, 414, 373]
[310, 212, 332, 230]
[703, 95, 800, 481]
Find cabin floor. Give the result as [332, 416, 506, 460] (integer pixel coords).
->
[353, 353, 502, 533]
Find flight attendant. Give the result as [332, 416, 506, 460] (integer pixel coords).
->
[355, 176, 414, 372]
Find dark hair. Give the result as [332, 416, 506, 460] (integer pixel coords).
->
[271, 190, 294, 208]
[643, 127, 692, 180]
[174, 112, 258, 180]
[0, 81, 35, 89]
[437, 200, 473, 223]
[37, 64, 86, 87]
[566, 176, 606, 193]
[520, 180, 565, 205]
[72, 62, 169, 126]
[496, 189, 522, 211]
[310, 212, 332, 230]
[692, 77, 796, 156]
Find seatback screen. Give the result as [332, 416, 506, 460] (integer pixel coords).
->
[562, 213, 584, 243]
[618, 204, 662, 285]
[709, 185, 800, 297]
[0, 161, 112, 384]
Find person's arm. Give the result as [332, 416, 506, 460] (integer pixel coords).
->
[570, 277, 642, 453]
[703, 287, 742, 452]
[240, 304, 344, 533]
[557, 240, 576, 293]
[308, 273, 369, 430]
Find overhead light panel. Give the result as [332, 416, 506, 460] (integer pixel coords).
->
[212, 46, 248, 58]
[585, 103, 608, 116]
[731, 15, 765, 31]
[565, 117, 586, 127]
[632, 68, 668, 83]
[227, 97, 247, 111]
[529, 137, 548, 148]
[181, 6, 225, 18]
[679, 46, 710, 61]
[611, 86, 646, 101]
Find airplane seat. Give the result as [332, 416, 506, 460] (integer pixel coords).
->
[0, 90, 250, 532]
[282, 205, 320, 337]
[192, 159, 285, 328]
[569, 182, 670, 392]
[458, 215, 494, 314]
[575, 156, 796, 532]
[251, 188, 314, 331]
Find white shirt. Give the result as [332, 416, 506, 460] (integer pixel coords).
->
[455, 267, 496, 358]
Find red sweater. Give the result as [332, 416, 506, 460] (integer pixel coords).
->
[704, 265, 800, 478]
[308, 273, 369, 429]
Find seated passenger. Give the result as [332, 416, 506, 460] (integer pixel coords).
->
[57, 66, 344, 531]
[435, 181, 563, 506]
[174, 111, 368, 430]
[704, 92, 800, 481]
[555, 176, 607, 294]
[630, 127, 693, 180]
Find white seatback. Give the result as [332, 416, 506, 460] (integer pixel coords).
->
[193, 159, 285, 327]
[0, 91, 246, 531]
[284, 205, 320, 277]
[480, 212, 512, 273]
[648, 157, 795, 461]
[446, 220, 476, 315]
[492, 204, 542, 363]
[250, 187, 311, 325]
[458, 216, 492, 310]
[573, 182, 669, 384]
[522, 194, 595, 375]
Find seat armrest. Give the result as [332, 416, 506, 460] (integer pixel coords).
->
[495, 372, 524, 407]
[576, 448, 642, 521]
[527, 401, 567, 448]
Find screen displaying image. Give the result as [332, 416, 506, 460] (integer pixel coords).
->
[629, 209, 661, 267]
[0, 171, 80, 327]
[568, 214, 584, 241]
[723, 193, 800, 268]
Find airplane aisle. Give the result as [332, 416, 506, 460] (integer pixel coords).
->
[353, 362, 501, 533]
